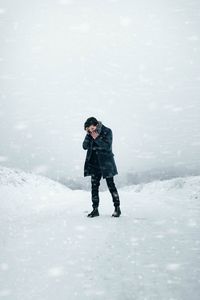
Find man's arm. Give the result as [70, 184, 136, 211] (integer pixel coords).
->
[93, 129, 112, 151]
[82, 133, 92, 150]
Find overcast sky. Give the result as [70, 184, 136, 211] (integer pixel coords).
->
[0, 0, 200, 181]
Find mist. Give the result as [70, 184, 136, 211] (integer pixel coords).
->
[0, 0, 200, 186]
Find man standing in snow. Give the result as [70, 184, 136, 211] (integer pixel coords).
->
[82, 117, 121, 218]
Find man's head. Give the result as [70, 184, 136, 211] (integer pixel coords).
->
[84, 117, 98, 133]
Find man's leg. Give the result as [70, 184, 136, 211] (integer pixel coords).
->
[91, 173, 102, 208]
[106, 177, 120, 207]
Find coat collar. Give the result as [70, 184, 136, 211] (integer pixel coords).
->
[96, 122, 110, 136]
[96, 121, 103, 134]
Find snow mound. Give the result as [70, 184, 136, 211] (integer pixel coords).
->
[0, 166, 71, 217]
[0, 165, 67, 189]
[121, 175, 200, 199]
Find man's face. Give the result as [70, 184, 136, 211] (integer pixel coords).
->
[88, 125, 97, 133]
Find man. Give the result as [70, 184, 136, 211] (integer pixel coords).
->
[82, 117, 121, 218]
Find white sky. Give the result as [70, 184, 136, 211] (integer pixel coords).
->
[0, 0, 200, 181]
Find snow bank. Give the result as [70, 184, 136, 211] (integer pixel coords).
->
[0, 166, 73, 218]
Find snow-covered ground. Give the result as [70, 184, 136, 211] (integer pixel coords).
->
[0, 166, 200, 300]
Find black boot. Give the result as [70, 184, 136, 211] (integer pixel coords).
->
[112, 206, 121, 217]
[87, 207, 99, 218]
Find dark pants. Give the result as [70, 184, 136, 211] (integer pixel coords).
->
[91, 173, 120, 208]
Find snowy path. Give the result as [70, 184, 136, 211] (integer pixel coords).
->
[1, 171, 200, 299]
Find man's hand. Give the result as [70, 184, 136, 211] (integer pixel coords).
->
[85, 127, 99, 139]
[85, 127, 90, 134]
[90, 131, 99, 139]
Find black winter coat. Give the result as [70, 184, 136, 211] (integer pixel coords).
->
[82, 124, 118, 178]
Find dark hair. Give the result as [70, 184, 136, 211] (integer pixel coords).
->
[84, 117, 98, 129]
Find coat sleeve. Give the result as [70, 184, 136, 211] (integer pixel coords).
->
[82, 133, 92, 150]
[94, 129, 112, 151]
